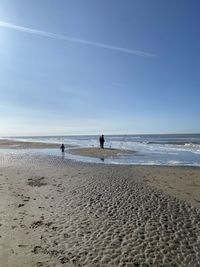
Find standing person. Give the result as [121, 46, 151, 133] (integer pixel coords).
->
[101, 135, 105, 148]
[99, 135, 105, 149]
[60, 143, 65, 153]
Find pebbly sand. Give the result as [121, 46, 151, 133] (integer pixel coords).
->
[0, 142, 200, 266]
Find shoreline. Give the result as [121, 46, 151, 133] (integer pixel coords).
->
[1, 138, 200, 167]
[0, 139, 62, 149]
[0, 139, 200, 167]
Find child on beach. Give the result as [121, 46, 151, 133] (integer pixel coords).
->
[60, 144, 65, 153]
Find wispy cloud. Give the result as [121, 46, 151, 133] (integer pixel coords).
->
[0, 21, 154, 57]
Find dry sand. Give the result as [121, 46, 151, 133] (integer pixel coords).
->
[69, 147, 135, 158]
[0, 152, 200, 267]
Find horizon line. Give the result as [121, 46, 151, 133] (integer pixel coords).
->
[1, 132, 199, 138]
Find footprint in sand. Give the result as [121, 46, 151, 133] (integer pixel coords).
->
[32, 246, 43, 254]
[31, 220, 44, 229]
[18, 244, 28, 248]
[27, 177, 47, 187]
[18, 203, 25, 208]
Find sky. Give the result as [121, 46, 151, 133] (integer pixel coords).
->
[0, 0, 200, 136]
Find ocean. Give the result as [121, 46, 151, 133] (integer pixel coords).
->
[2, 134, 200, 166]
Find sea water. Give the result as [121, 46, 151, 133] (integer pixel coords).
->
[1, 134, 200, 166]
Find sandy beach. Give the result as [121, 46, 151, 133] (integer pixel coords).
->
[0, 142, 200, 266]
[69, 147, 135, 158]
[0, 139, 62, 149]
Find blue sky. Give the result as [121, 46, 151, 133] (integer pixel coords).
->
[0, 0, 200, 136]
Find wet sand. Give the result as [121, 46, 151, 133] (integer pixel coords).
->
[0, 139, 62, 149]
[69, 147, 135, 158]
[0, 153, 200, 267]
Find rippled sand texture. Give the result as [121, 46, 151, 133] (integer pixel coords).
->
[0, 154, 200, 267]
